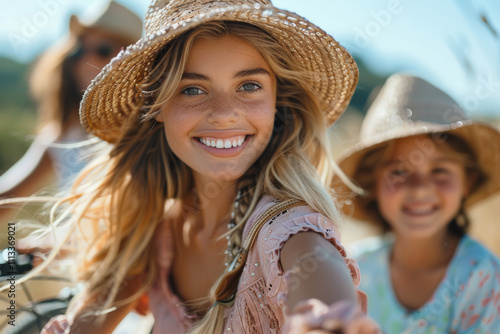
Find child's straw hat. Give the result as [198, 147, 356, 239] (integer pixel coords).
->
[79, 0, 358, 143]
[335, 73, 500, 221]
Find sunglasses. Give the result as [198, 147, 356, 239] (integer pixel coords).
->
[69, 43, 116, 60]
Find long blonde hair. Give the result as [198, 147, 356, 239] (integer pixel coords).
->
[6, 21, 341, 332]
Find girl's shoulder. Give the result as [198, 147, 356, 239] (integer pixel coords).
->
[243, 195, 360, 296]
[245, 195, 341, 245]
[450, 235, 500, 328]
[452, 235, 500, 277]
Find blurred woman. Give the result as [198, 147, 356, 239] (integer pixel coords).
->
[0, 1, 142, 201]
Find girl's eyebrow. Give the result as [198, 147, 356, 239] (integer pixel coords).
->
[384, 156, 459, 167]
[433, 157, 462, 164]
[181, 68, 271, 81]
[382, 160, 404, 168]
[234, 68, 271, 78]
[181, 72, 209, 80]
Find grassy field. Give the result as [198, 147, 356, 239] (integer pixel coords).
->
[0, 108, 37, 175]
[0, 56, 37, 175]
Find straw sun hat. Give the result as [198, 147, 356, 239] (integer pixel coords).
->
[79, 0, 359, 143]
[69, 1, 143, 45]
[335, 73, 500, 222]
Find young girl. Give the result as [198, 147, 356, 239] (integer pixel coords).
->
[336, 73, 500, 333]
[7, 0, 380, 333]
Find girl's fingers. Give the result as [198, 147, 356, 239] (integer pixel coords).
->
[285, 299, 381, 334]
[345, 317, 381, 334]
[41, 315, 70, 334]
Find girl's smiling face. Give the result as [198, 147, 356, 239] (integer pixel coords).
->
[375, 135, 470, 238]
[158, 34, 277, 183]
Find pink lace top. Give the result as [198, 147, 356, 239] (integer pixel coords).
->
[148, 195, 364, 333]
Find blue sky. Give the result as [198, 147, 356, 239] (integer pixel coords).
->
[1, 0, 499, 116]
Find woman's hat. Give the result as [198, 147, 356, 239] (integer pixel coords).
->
[79, 0, 359, 143]
[335, 73, 500, 221]
[69, 1, 143, 45]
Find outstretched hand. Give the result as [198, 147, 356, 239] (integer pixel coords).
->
[40, 314, 70, 334]
[284, 299, 381, 334]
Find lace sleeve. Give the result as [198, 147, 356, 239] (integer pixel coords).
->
[254, 207, 362, 309]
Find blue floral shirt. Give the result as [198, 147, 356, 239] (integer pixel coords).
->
[351, 235, 500, 334]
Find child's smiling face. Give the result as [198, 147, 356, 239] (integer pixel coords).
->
[375, 135, 470, 238]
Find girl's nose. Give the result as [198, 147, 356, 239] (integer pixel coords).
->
[206, 92, 240, 125]
[408, 173, 433, 197]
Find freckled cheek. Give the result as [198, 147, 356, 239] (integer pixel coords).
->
[162, 105, 200, 129]
[162, 116, 195, 149]
[435, 180, 463, 195]
[378, 189, 400, 215]
[375, 188, 399, 224]
[375, 180, 392, 202]
[247, 101, 276, 129]
[163, 127, 181, 152]
[377, 176, 405, 198]
[438, 186, 465, 208]
[377, 184, 406, 222]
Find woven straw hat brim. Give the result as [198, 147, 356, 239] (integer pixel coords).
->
[335, 121, 500, 223]
[80, 2, 358, 143]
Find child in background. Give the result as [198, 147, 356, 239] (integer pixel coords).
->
[335, 73, 500, 333]
[2, 0, 381, 333]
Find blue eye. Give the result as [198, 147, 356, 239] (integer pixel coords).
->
[433, 167, 450, 174]
[181, 87, 204, 96]
[239, 82, 261, 92]
[388, 169, 408, 177]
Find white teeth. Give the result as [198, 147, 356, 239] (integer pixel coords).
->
[405, 206, 434, 215]
[199, 136, 246, 149]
